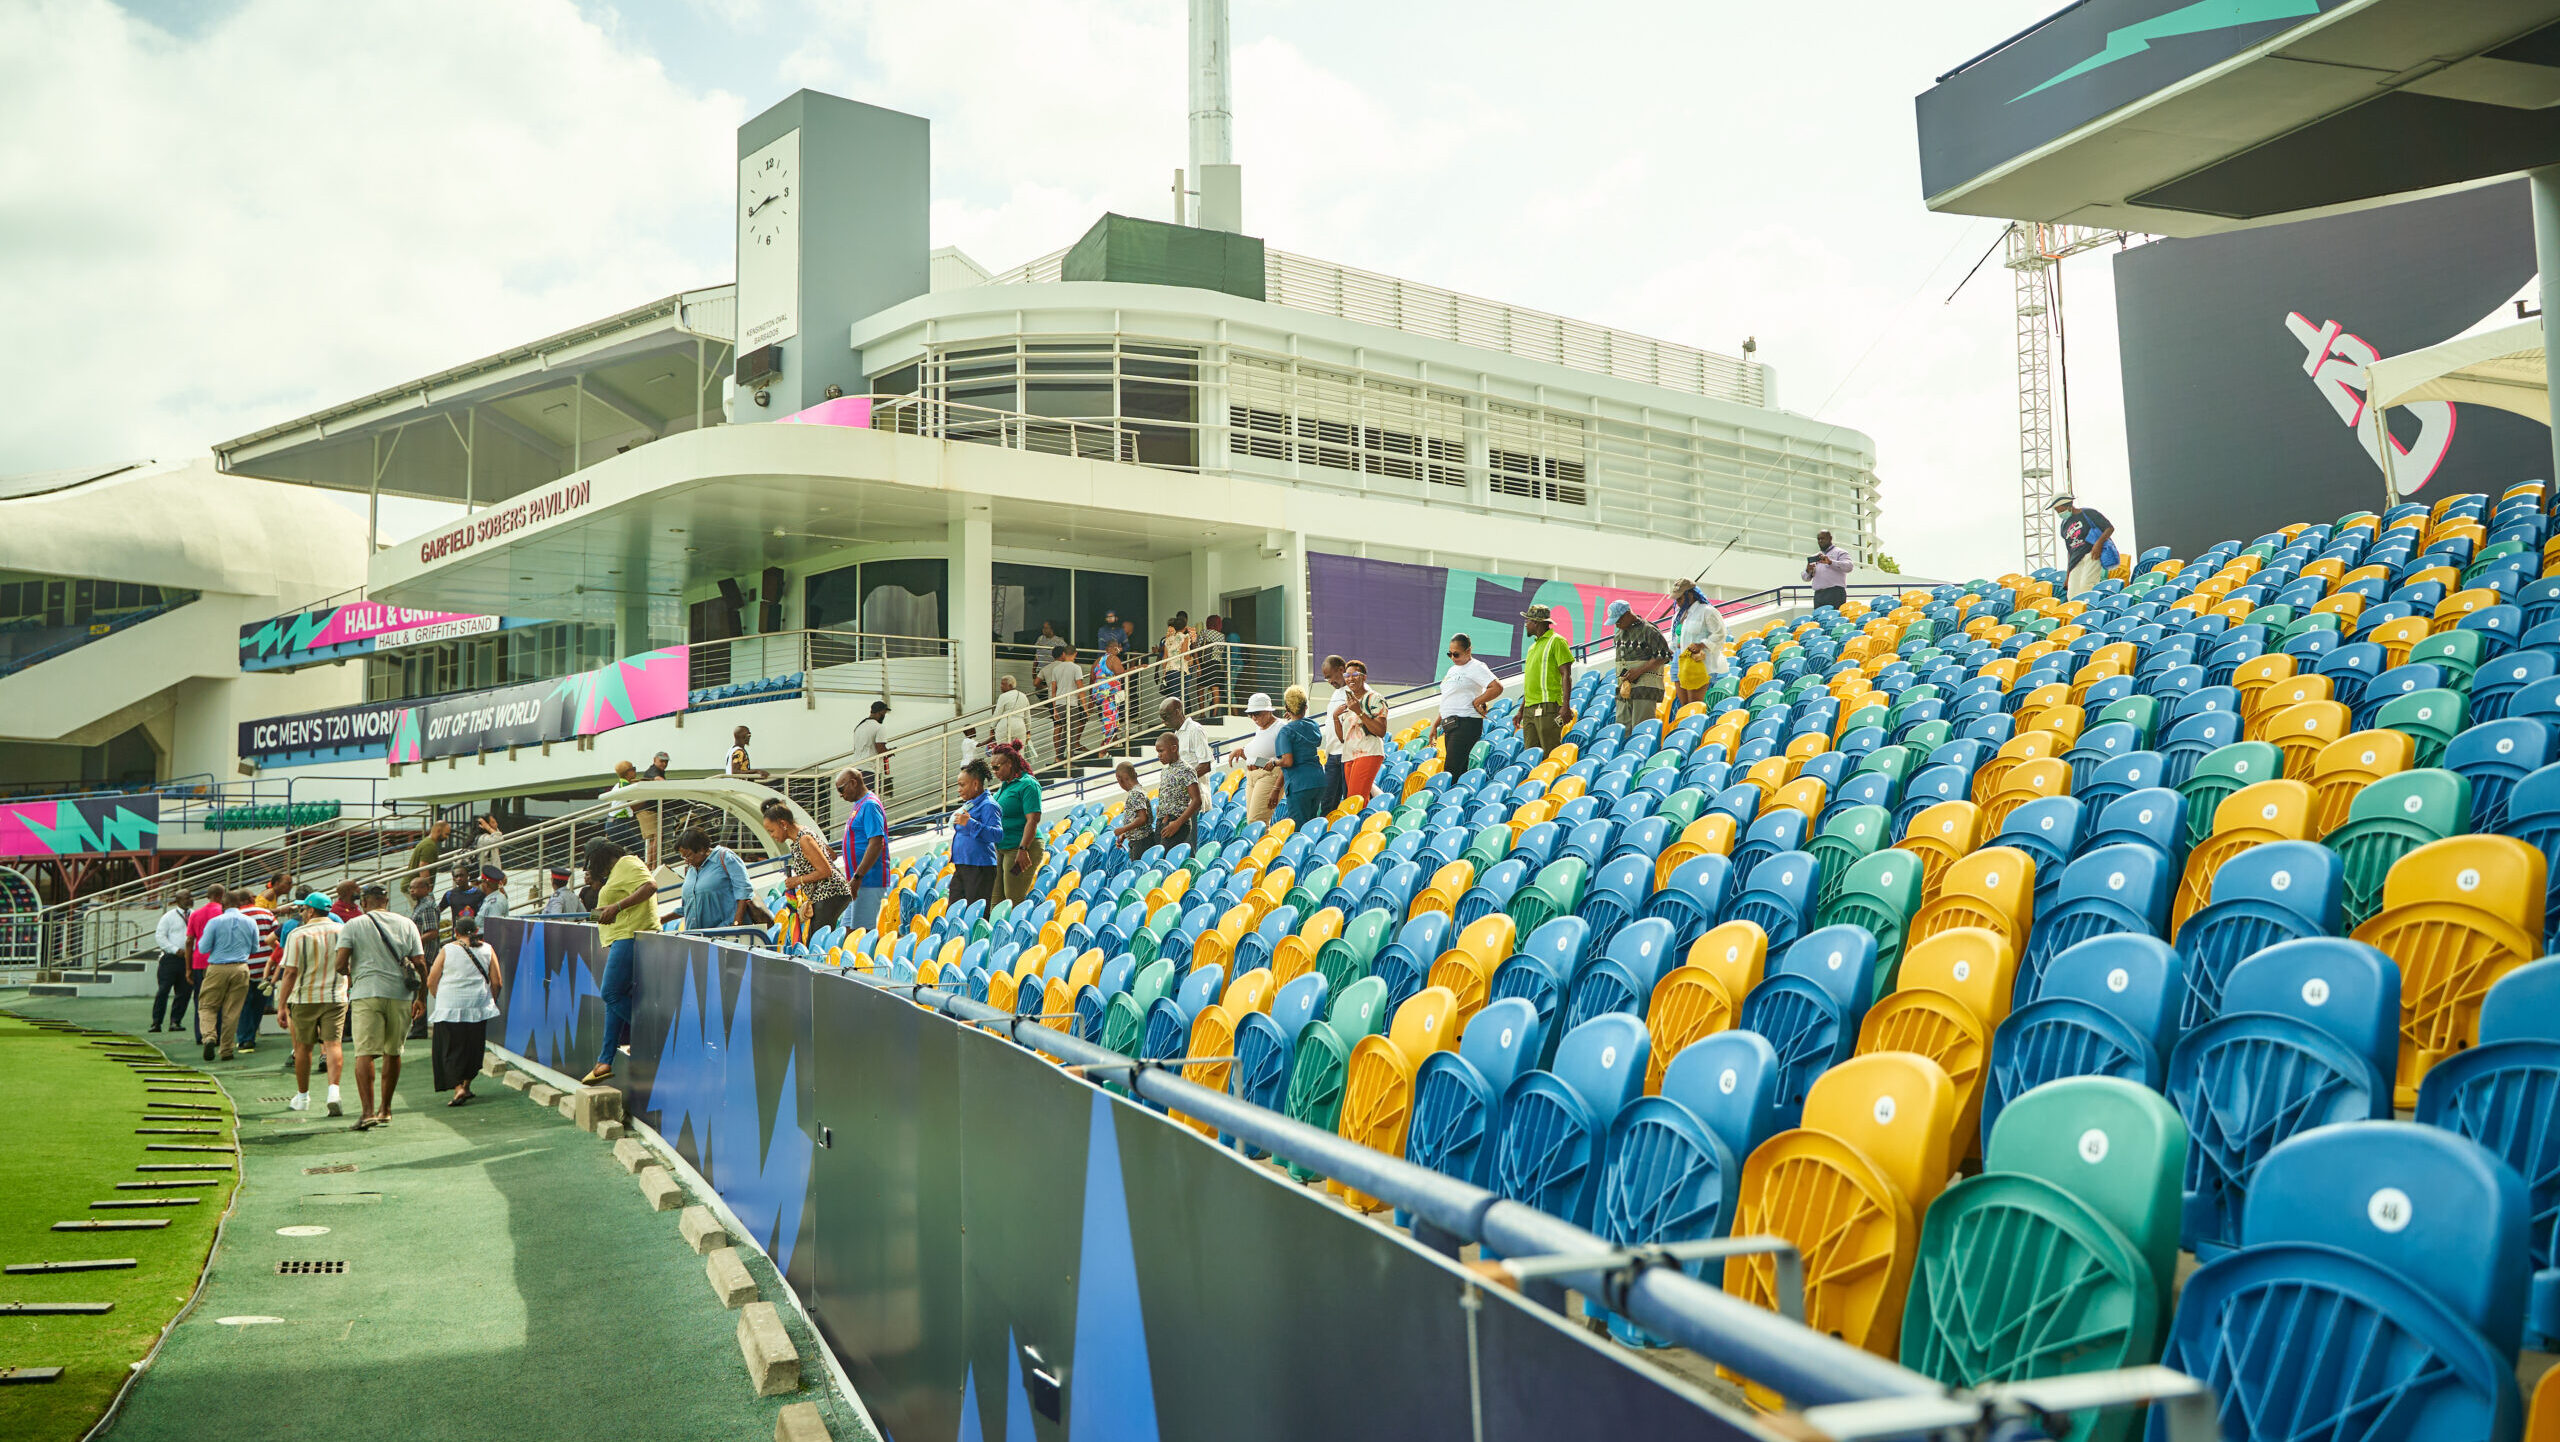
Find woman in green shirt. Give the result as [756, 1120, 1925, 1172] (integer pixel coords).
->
[580, 839, 658, 1086]
[990, 742, 1044, 905]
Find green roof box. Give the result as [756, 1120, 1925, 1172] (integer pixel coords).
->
[1063, 214, 1265, 302]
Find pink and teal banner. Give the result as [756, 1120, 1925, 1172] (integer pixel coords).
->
[1308, 553, 1667, 684]
[240, 602, 493, 668]
[0, 795, 159, 858]
[387, 645, 691, 763]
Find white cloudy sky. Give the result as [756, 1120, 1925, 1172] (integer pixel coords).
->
[0, 0, 2134, 582]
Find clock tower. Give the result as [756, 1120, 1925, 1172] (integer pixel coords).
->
[733, 91, 930, 420]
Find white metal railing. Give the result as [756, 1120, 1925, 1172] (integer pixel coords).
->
[984, 243, 1767, 408]
[870, 394, 1174, 469]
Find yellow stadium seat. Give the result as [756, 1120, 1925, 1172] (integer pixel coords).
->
[1744, 755, 1793, 805]
[1274, 907, 1346, 985]
[2229, 653, 2299, 721]
[1410, 860, 1477, 920]
[1980, 757, 2070, 832]
[2351, 835, 2549, 1107]
[2368, 614, 2432, 670]
[2258, 700, 2351, 779]
[1425, 913, 1519, 1021]
[1192, 904, 1256, 977]
[2308, 729, 2414, 838]
[2299, 557, 2343, 587]
[1908, 845, 2036, 957]
[1971, 731, 2061, 806]
[1899, 800, 1983, 901]
[1509, 797, 1558, 839]
[987, 970, 1021, 1013]
[1687, 919, 1769, 1000]
[1041, 975, 1074, 1024]
[1856, 927, 2015, 1151]
[1729, 1053, 1958, 1383]
[1785, 731, 1832, 765]
[1548, 774, 1589, 804]
[1067, 949, 1105, 995]
[2400, 564, 2461, 597]
[1769, 776, 1828, 817]
[1333, 986, 1462, 1209]
[1655, 814, 1740, 891]
[1222, 967, 1277, 1016]
[2435, 586, 2501, 629]
[2013, 704, 2085, 747]
[1643, 964, 1744, 1094]
[2173, 780, 2315, 935]
[1011, 945, 1049, 981]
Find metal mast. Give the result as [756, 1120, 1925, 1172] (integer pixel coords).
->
[2002, 222, 2129, 571]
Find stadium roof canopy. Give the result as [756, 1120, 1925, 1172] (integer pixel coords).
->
[214, 286, 737, 508]
[2368, 319, 2548, 419]
[1917, 0, 2560, 236]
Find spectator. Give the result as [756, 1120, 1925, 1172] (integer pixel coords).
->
[426, 913, 505, 1107]
[1517, 605, 1572, 755]
[1033, 619, 1063, 653]
[473, 813, 505, 870]
[1610, 599, 1671, 728]
[1109, 760, 1154, 854]
[643, 751, 670, 781]
[1199, 613, 1227, 712]
[580, 838, 659, 1086]
[728, 724, 773, 784]
[1093, 640, 1126, 742]
[407, 873, 443, 954]
[1431, 634, 1502, 781]
[186, 884, 225, 1007]
[674, 828, 753, 930]
[1668, 581, 1727, 705]
[407, 817, 451, 887]
[439, 863, 485, 925]
[234, 889, 278, 1054]
[1802, 530, 1855, 610]
[1316, 655, 1350, 814]
[1040, 645, 1087, 757]
[1231, 693, 1283, 824]
[835, 767, 890, 932]
[1152, 731, 1202, 848]
[846, 700, 892, 792]
[958, 724, 983, 768]
[542, 867, 581, 915]
[2053, 495, 2117, 598]
[1334, 660, 1389, 800]
[1162, 616, 1192, 706]
[989, 743, 1043, 905]
[1159, 695, 1212, 780]
[605, 761, 659, 867]
[760, 796, 849, 932]
[336, 881, 425, 1129]
[1096, 609, 1129, 655]
[992, 675, 1031, 748]
[273, 893, 345, 1117]
[949, 759, 1003, 904]
[330, 879, 361, 921]
[1275, 687, 1327, 825]
[195, 891, 258, 1062]
[149, 888, 194, 1034]
[477, 864, 511, 921]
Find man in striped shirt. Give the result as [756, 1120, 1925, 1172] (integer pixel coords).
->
[273, 894, 346, 1116]
[234, 892, 279, 1055]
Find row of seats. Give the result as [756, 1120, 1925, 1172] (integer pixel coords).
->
[689, 671, 804, 707]
[770, 484, 2560, 1435]
[204, 800, 342, 830]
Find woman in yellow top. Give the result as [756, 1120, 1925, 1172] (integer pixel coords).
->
[580, 838, 658, 1086]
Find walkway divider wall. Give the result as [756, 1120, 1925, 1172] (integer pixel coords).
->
[483, 915, 2198, 1441]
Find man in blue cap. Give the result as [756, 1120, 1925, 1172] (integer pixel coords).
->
[1610, 599, 1670, 728]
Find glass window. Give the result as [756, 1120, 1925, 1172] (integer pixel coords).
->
[802, 563, 863, 631]
[1072, 570, 1149, 656]
[859, 558, 948, 640]
[993, 563, 1070, 648]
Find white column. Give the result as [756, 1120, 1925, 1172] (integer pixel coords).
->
[2534, 166, 2560, 489]
[953, 502, 994, 714]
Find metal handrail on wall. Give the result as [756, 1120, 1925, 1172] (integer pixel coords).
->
[686, 627, 959, 701]
[869, 393, 1185, 471]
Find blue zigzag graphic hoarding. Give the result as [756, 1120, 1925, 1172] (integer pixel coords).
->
[501, 921, 602, 1070]
[632, 945, 812, 1275]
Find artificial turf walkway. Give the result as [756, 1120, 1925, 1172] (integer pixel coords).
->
[0, 1010, 238, 1441]
[1, 992, 866, 1442]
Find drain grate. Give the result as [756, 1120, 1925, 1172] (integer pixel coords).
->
[258, 1096, 293, 1103]
[276, 1259, 346, 1276]
[303, 1163, 358, 1175]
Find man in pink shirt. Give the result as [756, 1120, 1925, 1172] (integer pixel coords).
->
[183, 884, 227, 1045]
[1802, 530, 1855, 610]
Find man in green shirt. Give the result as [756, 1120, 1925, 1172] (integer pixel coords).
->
[1517, 603, 1574, 755]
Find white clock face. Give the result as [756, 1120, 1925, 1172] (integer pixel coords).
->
[737, 128, 801, 352]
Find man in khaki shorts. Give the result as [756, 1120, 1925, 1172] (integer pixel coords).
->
[273, 892, 347, 1117]
[334, 882, 425, 1131]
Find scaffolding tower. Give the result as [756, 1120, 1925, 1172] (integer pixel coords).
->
[2003, 223, 2129, 571]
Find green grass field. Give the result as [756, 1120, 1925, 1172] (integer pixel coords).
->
[0, 1010, 238, 1440]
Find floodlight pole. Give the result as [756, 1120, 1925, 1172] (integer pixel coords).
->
[2533, 165, 2560, 491]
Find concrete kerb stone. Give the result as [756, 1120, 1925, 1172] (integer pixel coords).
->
[706, 1246, 759, 1308]
[612, 1138, 652, 1173]
[638, 1165, 684, 1212]
[680, 1205, 731, 1255]
[737, 1301, 801, 1397]
[595, 1118, 627, 1142]
[571, 1085, 625, 1130]
[500, 1070, 536, 1092]
[557, 1097, 579, 1121]
[480, 1058, 510, 1081]
[526, 1082, 562, 1107]
[775, 1401, 831, 1442]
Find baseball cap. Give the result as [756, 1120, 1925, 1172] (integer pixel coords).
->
[1520, 603, 1552, 623]
[1608, 600, 1633, 625]
[2050, 494, 2076, 510]
[301, 892, 331, 911]
[1245, 692, 1276, 714]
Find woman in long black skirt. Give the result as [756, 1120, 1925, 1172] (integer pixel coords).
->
[426, 913, 506, 1105]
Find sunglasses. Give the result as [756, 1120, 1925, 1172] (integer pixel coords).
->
[1446, 650, 1463, 660]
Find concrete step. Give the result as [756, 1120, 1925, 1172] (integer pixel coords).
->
[27, 983, 79, 996]
[100, 960, 147, 972]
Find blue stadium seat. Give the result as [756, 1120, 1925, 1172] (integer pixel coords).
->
[2017, 845, 2176, 1005]
[2075, 749, 2165, 821]
[1561, 917, 1679, 1036]
[1723, 848, 1820, 953]
[2415, 959, 2560, 1349]
[1735, 923, 1882, 1127]
[2170, 839, 2344, 1030]
[1639, 854, 1733, 952]
[1230, 972, 1329, 1113]
[2446, 718, 2553, 834]
[2166, 938, 2397, 1259]
[1982, 933, 2186, 1148]
[1406, 996, 1544, 1190]
[1489, 1013, 1652, 1230]
[1488, 917, 1589, 1069]
[1729, 809, 1811, 893]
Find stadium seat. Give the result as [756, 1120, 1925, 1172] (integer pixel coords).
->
[1814, 848, 1925, 996]
[1489, 1012, 1652, 1230]
[1637, 853, 1733, 952]
[1906, 844, 2035, 957]
[2017, 844, 2176, 1005]
[1333, 985, 1461, 1210]
[2176, 741, 2283, 849]
[2350, 834, 2549, 1105]
[2306, 727, 2416, 837]
[2415, 959, 2560, 1349]
[2447, 717, 2554, 833]
[1736, 923, 1883, 1125]
[1898, 799, 1982, 900]
[1854, 926, 2015, 1153]
[2171, 778, 2314, 936]
[1406, 995, 1545, 1190]
[1424, 912, 1517, 1022]
[1280, 975, 1389, 1182]
[1983, 933, 2186, 1148]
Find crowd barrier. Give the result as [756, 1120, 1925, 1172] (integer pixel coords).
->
[485, 916, 1795, 1441]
